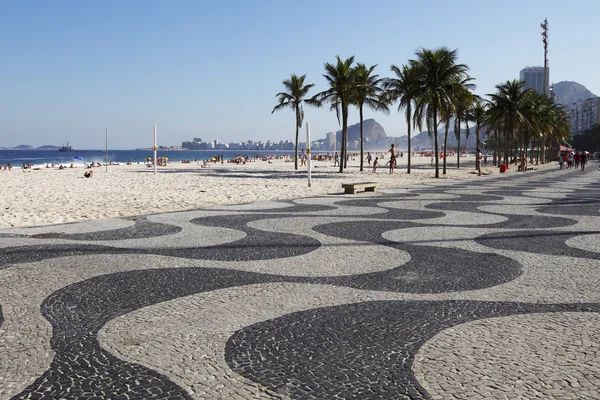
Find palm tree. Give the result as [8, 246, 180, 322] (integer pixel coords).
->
[272, 74, 315, 170]
[410, 47, 472, 178]
[312, 56, 356, 173]
[442, 80, 475, 174]
[353, 63, 387, 172]
[487, 79, 532, 165]
[467, 99, 488, 174]
[383, 64, 418, 173]
[524, 91, 569, 164]
[538, 98, 570, 161]
[452, 89, 474, 169]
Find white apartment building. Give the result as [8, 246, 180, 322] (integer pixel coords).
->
[569, 97, 600, 136]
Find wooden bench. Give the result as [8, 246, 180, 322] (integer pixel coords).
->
[517, 165, 536, 172]
[341, 182, 378, 194]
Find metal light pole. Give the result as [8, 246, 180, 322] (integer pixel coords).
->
[105, 129, 108, 172]
[541, 18, 549, 163]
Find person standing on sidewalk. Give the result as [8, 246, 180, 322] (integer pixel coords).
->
[581, 151, 588, 171]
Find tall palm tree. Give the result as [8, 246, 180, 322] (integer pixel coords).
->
[272, 74, 315, 170]
[410, 47, 472, 178]
[454, 106, 466, 168]
[312, 56, 356, 173]
[467, 99, 488, 174]
[353, 63, 387, 171]
[487, 79, 532, 165]
[383, 64, 418, 173]
[443, 81, 475, 174]
[524, 91, 569, 164]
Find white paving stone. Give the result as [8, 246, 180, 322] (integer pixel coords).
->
[414, 312, 600, 400]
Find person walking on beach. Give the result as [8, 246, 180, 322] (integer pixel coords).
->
[300, 149, 307, 167]
[333, 152, 339, 167]
[366, 152, 372, 166]
[388, 144, 397, 174]
[372, 157, 378, 173]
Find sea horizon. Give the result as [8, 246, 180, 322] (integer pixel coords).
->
[0, 148, 356, 169]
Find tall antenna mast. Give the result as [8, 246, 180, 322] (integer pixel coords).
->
[541, 18, 549, 97]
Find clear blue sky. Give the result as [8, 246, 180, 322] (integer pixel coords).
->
[1, 0, 598, 149]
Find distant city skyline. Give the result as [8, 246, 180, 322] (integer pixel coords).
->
[1, 0, 599, 149]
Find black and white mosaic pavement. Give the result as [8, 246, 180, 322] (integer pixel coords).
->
[1, 167, 600, 399]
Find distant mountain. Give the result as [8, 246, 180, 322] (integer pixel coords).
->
[335, 118, 388, 143]
[36, 145, 60, 150]
[407, 128, 480, 150]
[11, 145, 35, 150]
[553, 81, 597, 106]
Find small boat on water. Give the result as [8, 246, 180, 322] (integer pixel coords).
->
[59, 143, 75, 152]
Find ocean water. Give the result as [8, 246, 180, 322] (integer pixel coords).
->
[0, 149, 330, 169]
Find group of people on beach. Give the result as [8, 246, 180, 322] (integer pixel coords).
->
[558, 151, 589, 171]
[0, 162, 13, 171]
[364, 144, 403, 174]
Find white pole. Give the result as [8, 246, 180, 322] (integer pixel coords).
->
[306, 122, 312, 187]
[105, 128, 108, 172]
[153, 125, 157, 175]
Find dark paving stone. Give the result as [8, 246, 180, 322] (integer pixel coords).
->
[482, 190, 529, 198]
[537, 198, 600, 217]
[0, 215, 322, 270]
[0, 217, 182, 241]
[314, 220, 521, 293]
[226, 300, 600, 400]
[28, 217, 182, 241]
[475, 230, 600, 260]
[424, 202, 578, 229]
[12, 267, 288, 400]
[219, 201, 338, 214]
[327, 200, 446, 221]
[0, 244, 121, 271]
[445, 194, 505, 202]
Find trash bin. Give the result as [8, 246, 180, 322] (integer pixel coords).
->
[499, 164, 508, 173]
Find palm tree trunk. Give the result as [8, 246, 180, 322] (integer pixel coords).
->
[540, 136, 545, 163]
[443, 121, 449, 175]
[359, 105, 364, 172]
[434, 107, 439, 178]
[340, 105, 347, 173]
[294, 111, 299, 170]
[457, 125, 461, 169]
[407, 111, 412, 174]
[493, 130, 497, 166]
[476, 125, 480, 173]
[504, 129, 510, 166]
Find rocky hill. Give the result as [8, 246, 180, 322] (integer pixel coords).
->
[334, 118, 387, 143]
[553, 81, 597, 106]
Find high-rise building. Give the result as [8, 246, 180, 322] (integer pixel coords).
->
[569, 97, 600, 136]
[326, 132, 336, 149]
[519, 66, 549, 95]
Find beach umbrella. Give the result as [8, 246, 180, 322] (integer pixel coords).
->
[74, 156, 83, 161]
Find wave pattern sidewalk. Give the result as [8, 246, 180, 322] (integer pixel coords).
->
[1, 168, 599, 399]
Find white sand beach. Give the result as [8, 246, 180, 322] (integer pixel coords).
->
[0, 155, 555, 228]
